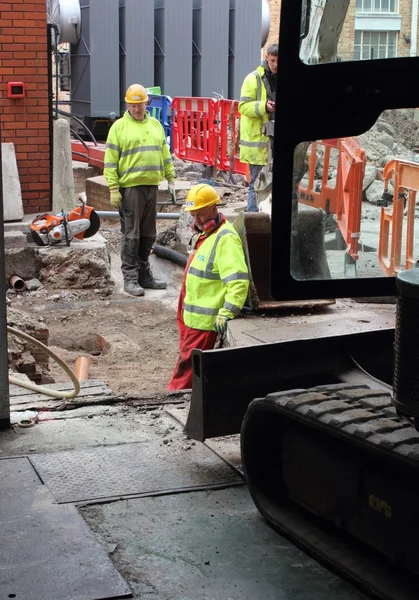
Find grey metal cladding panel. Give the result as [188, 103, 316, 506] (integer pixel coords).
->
[124, 0, 155, 89]
[231, 0, 262, 100]
[164, 0, 193, 96]
[200, 0, 229, 98]
[90, 0, 120, 118]
[70, 1, 91, 116]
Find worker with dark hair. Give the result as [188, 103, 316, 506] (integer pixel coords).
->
[239, 43, 278, 212]
[104, 83, 176, 297]
[168, 184, 249, 390]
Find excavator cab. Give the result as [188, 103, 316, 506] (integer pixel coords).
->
[186, 0, 419, 596]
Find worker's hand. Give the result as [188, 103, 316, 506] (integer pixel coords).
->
[214, 315, 230, 335]
[266, 101, 276, 114]
[168, 181, 176, 201]
[110, 189, 122, 210]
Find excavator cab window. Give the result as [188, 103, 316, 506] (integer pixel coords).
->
[270, 0, 419, 300]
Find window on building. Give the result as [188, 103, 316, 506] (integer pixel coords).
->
[356, 0, 398, 13]
[354, 31, 397, 59]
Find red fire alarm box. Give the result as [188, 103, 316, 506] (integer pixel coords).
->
[7, 82, 25, 99]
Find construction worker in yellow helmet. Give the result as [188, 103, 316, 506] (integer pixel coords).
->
[104, 84, 176, 296]
[168, 184, 250, 390]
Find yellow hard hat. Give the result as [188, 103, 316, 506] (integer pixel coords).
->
[184, 184, 220, 211]
[125, 84, 148, 104]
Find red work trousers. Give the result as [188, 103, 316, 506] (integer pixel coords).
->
[168, 246, 217, 390]
[167, 322, 217, 390]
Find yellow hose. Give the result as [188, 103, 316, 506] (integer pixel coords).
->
[7, 326, 81, 399]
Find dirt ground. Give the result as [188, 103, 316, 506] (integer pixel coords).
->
[8, 218, 183, 396]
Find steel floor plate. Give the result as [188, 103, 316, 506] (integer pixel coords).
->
[31, 438, 242, 504]
[0, 457, 131, 600]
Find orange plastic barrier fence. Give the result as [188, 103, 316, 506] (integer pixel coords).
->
[336, 137, 366, 261]
[378, 159, 419, 276]
[217, 100, 247, 176]
[172, 97, 248, 176]
[171, 97, 218, 166]
[298, 137, 366, 260]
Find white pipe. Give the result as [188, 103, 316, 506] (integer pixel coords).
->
[96, 211, 180, 219]
[7, 326, 81, 399]
[411, 0, 418, 57]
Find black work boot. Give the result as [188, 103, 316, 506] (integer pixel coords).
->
[138, 268, 167, 289]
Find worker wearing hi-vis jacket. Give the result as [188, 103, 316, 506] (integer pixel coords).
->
[168, 184, 250, 390]
[238, 43, 278, 213]
[104, 83, 176, 297]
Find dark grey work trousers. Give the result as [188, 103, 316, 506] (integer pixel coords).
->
[119, 185, 158, 283]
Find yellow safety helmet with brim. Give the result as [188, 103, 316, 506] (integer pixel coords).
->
[184, 184, 221, 211]
[125, 84, 149, 104]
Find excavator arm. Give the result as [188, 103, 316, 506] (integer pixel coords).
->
[300, 0, 350, 64]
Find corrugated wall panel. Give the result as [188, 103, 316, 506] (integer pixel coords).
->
[229, 0, 262, 99]
[193, 0, 229, 98]
[121, 0, 155, 106]
[90, 0, 120, 117]
[155, 0, 193, 97]
[71, 0, 90, 117]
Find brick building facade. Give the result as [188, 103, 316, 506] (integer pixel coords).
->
[0, 0, 51, 214]
[267, 0, 419, 61]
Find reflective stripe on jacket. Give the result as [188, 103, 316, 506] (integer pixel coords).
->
[183, 221, 250, 331]
[104, 111, 175, 189]
[238, 64, 269, 166]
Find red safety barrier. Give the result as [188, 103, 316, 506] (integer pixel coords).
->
[171, 97, 218, 166]
[336, 137, 366, 261]
[298, 137, 365, 260]
[217, 99, 247, 176]
[71, 140, 106, 170]
[379, 159, 419, 275]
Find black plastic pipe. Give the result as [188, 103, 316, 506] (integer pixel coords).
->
[153, 244, 187, 268]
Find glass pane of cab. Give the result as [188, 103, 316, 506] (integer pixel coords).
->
[285, 108, 419, 281]
[299, 0, 411, 64]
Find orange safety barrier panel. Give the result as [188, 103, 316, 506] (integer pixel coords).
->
[336, 137, 366, 261]
[378, 159, 419, 276]
[71, 140, 106, 170]
[171, 97, 218, 166]
[298, 137, 366, 260]
[217, 99, 248, 176]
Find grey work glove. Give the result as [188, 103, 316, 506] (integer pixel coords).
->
[168, 181, 176, 202]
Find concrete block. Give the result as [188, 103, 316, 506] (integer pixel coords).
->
[4, 231, 27, 251]
[53, 118, 76, 213]
[2, 142, 24, 222]
[35, 233, 114, 291]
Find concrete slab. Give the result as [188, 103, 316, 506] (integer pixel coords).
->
[80, 487, 368, 600]
[4, 231, 27, 251]
[0, 456, 131, 600]
[2, 142, 24, 222]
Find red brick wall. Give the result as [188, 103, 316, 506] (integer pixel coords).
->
[0, 0, 51, 214]
[266, 0, 281, 51]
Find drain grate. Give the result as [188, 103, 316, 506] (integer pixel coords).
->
[31, 439, 243, 503]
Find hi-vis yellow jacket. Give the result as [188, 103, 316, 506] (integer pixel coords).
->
[104, 111, 175, 189]
[183, 221, 250, 330]
[238, 64, 269, 166]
